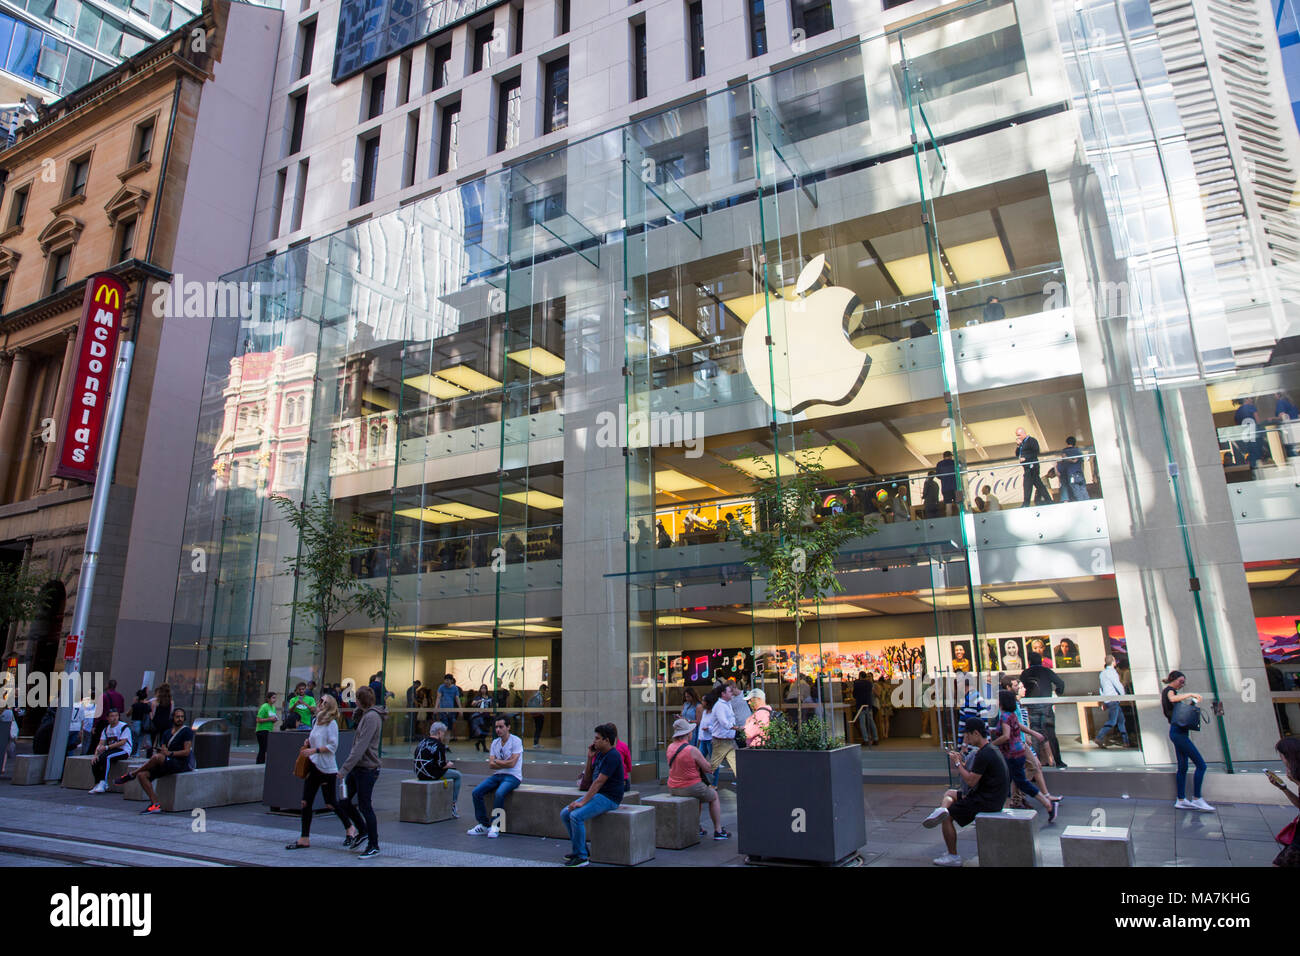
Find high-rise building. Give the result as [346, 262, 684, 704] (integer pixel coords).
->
[167, 0, 1300, 776]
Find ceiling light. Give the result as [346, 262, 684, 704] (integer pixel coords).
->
[729, 453, 796, 478]
[793, 446, 858, 470]
[944, 237, 1011, 284]
[404, 374, 468, 400]
[650, 313, 703, 351]
[1246, 568, 1296, 584]
[502, 490, 564, 509]
[655, 469, 706, 492]
[882, 253, 951, 297]
[656, 615, 708, 626]
[982, 587, 1060, 603]
[508, 347, 565, 376]
[718, 285, 799, 324]
[747, 604, 871, 618]
[427, 502, 498, 520]
[395, 506, 461, 524]
[434, 364, 502, 392]
[916, 593, 973, 607]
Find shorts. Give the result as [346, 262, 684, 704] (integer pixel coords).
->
[670, 783, 714, 803]
[949, 795, 1000, 828]
[149, 758, 191, 779]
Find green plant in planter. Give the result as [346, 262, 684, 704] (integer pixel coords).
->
[755, 712, 844, 751]
[730, 439, 877, 741]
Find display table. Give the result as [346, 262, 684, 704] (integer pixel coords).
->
[262, 729, 355, 812]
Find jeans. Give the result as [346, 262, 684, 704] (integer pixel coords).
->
[1062, 476, 1090, 501]
[1006, 754, 1040, 799]
[129, 720, 143, 756]
[341, 766, 380, 850]
[1098, 702, 1128, 743]
[698, 738, 712, 760]
[1170, 725, 1206, 800]
[857, 707, 877, 743]
[472, 773, 521, 827]
[561, 793, 618, 859]
[533, 715, 545, 746]
[442, 768, 463, 803]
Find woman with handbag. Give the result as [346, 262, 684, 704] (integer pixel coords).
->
[1269, 737, 1300, 867]
[1162, 671, 1214, 812]
[286, 695, 360, 851]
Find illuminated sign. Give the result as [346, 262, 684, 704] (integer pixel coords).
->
[53, 273, 126, 484]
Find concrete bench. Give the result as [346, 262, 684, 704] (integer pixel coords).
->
[587, 805, 656, 865]
[642, 794, 701, 849]
[9, 754, 46, 785]
[123, 765, 264, 811]
[61, 755, 96, 790]
[1060, 825, 1134, 866]
[400, 778, 456, 823]
[479, 784, 640, 839]
[108, 759, 147, 793]
[975, 808, 1041, 866]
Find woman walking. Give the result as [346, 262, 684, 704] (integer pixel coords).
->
[1269, 737, 1300, 867]
[681, 688, 701, 747]
[992, 689, 1060, 822]
[1162, 671, 1214, 812]
[286, 695, 359, 851]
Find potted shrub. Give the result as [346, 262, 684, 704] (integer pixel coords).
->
[730, 442, 874, 864]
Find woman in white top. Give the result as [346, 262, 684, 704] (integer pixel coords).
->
[286, 695, 360, 850]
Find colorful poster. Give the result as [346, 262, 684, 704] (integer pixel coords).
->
[1025, 636, 1054, 666]
[998, 637, 1026, 673]
[1257, 617, 1300, 664]
[983, 638, 1001, 670]
[949, 639, 974, 672]
[1053, 637, 1082, 668]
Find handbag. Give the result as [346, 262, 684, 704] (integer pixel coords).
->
[1278, 817, 1297, 847]
[1170, 700, 1205, 732]
[293, 750, 312, 779]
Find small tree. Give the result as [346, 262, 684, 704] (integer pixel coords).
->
[274, 492, 391, 671]
[0, 563, 52, 653]
[731, 441, 876, 737]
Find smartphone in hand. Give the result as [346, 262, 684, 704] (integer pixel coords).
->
[1265, 769, 1286, 789]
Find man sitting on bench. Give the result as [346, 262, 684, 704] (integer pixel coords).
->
[116, 707, 194, 814]
[89, 708, 133, 794]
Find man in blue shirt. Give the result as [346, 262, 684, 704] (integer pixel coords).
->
[935, 451, 957, 515]
[1233, 397, 1261, 467]
[435, 674, 460, 740]
[560, 723, 625, 867]
[1276, 391, 1299, 457]
[1058, 436, 1089, 501]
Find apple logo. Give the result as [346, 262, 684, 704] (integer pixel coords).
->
[742, 254, 870, 413]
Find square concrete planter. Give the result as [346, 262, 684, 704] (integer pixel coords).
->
[736, 745, 866, 864]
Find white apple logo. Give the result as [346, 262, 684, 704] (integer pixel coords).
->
[742, 254, 869, 413]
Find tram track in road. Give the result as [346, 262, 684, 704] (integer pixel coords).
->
[0, 827, 262, 867]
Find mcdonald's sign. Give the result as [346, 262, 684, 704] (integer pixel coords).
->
[53, 273, 127, 483]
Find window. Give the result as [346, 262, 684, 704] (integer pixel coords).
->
[298, 18, 316, 79]
[67, 155, 90, 199]
[558, 0, 571, 34]
[792, 0, 833, 39]
[403, 111, 419, 187]
[513, 5, 524, 55]
[496, 76, 522, 152]
[36, 46, 66, 85]
[291, 160, 308, 232]
[357, 134, 380, 205]
[438, 102, 460, 174]
[366, 71, 386, 120]
[633, 22, 647, 100]
[49, 250, 71, 293]
[543, 56, 569, 133]
[271, 168, 287, 240]
[429, 44, 451, 91]
[688, 2, 705, 79]
[115, 217, 137, 263]
[472, 23, 494, 73]
[133, 117, 155, 165]
[0, 275, 9, 313]
[8, 185, 29, 229]
[397, 52, 412, 105]
[749, 0, 767, 57]
[289, 92, 307, 154]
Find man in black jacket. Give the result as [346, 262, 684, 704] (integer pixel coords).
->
[1019, 651, 1067, 768]
[1015, 427, 1053, 507]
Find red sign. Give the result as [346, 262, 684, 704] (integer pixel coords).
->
[53, 273, 126, 483]
[63, 633, 81, 662]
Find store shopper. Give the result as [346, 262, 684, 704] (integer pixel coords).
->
[667, 718, 728, 839]
[255, 692, 278, 764]
[853, 672, 877, 746]
[1015, 427, 1052, 506]
[560, 723, 626, 866]
[923, 716, 1009, 867]
[468, 716, 524, 837]
[681, 688, 702, 746]
[286, 695, 359, 850]
[129, 689, 151, 757]
[992, 689, 1059, 822]
[435, 674, 460, 741]
[1269, 737, 1300, 867]
[413, 721, 461, 817]
[705, 684, 740, 785]
[743, 689, 772, 746]
[1019, 651, 1067, 767]
[116, 708, 193, 814]
[1162, 671, 1214, 812]
[338, 686, 386, 858]
[1094, 656, 1130, 748]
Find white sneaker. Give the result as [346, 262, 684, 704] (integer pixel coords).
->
[487, 825, 500, 839]
[922, 807, 949, 828]
[1189, 797, 1216, 813]
[932, 852, 963, 867]
[919, 733, 933, 739]
[466, 824, 488, 835]
[1174, 798, 1196, 810]
[89, 781, 107, 794]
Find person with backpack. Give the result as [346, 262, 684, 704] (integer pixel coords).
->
[743, 689, 772, 746]
[1162, 671, 1214, 812]
[666, 718, 728, 840]
[413, 721, 461, 817]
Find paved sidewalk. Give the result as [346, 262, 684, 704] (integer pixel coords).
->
[0, 763, 1289, 867]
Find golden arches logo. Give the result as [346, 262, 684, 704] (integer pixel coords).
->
[93, 282, 121, 309]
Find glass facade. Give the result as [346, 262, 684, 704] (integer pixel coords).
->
[1279, 0, 1300, 131]
[168, 0, 1299, 775]
[333, 0, 506, 83]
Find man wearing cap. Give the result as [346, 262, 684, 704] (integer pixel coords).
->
[921, 715, 1009, 867]
[666, 718, 728, 840]
[742, 689, 772, 746]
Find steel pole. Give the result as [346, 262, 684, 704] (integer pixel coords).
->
[43, 341, 134, 781]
